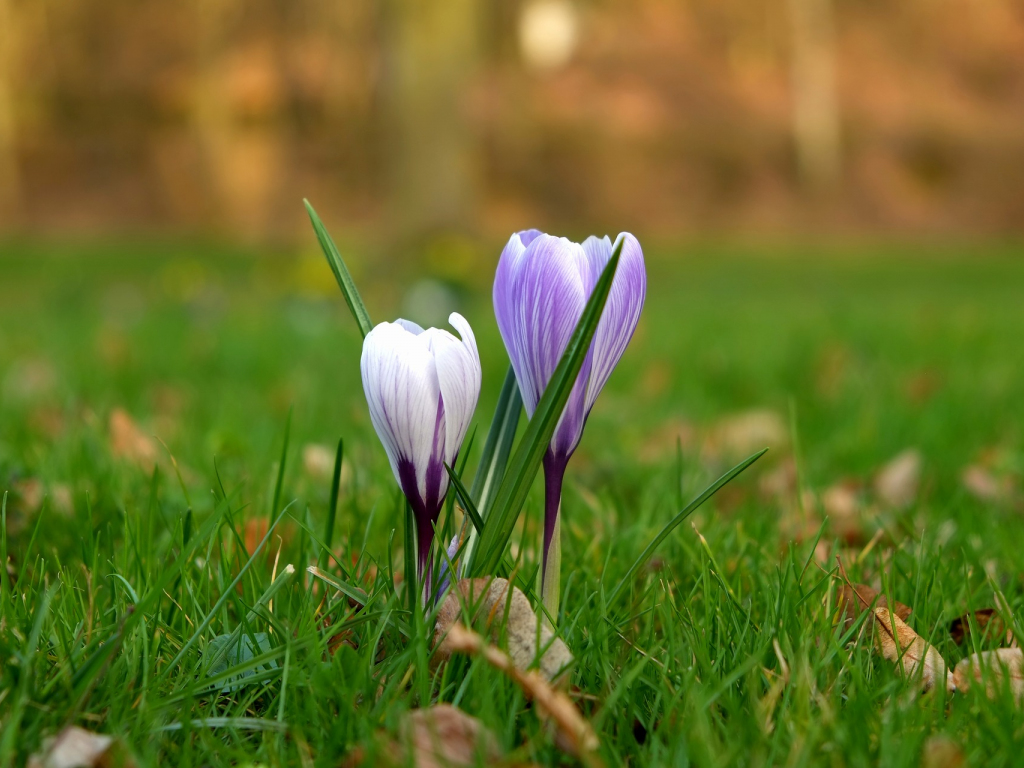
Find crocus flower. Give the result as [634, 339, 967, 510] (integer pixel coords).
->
[361, 313, 481, 587]
[494, 230, 645, 613]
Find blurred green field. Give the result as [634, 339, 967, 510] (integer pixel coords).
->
[1, 237, 1023, 765]
[2, 238, 1021, 537]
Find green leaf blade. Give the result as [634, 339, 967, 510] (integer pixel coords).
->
[304, 199, 373, 337]
[606, 448, 768, 606]
[469, 365, 523, 518]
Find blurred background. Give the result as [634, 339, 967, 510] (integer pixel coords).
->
[0, 0, 1022, 553]
[1, 0, 1023, 245]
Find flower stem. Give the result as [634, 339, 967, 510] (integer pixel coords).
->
[416, 520, 434, 603]
[541, 451, 567, 618]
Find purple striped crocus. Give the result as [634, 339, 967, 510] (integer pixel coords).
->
[494, 230, 646, 613]
[361, 313, 481, 587]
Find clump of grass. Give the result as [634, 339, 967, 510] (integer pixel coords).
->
[0, 234, 1022, 765]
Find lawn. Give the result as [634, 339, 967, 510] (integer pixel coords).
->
[1, 235, 1023, 766]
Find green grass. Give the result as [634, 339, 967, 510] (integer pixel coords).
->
[1, 236, 1023, 765]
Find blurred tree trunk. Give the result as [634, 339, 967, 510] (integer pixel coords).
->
[383, 0, 480, 242]
[786, 0, 841, 192]
[191, 0, 286, 240]
[0, 0, 21, 221]
[192, 0, 234, 226]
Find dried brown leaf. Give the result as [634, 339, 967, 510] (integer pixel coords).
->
[835, 581, 912, 633]
[920, 735, 965, 768]
[327, 628, 357, 655]
[822, 481, 866, 544]
[14, 477, 44, 513]
[758, 457, 797, 500]
[637, 416, 697, 463]
[434, 578, 573, 684]
[346, 705, 500, 768]
[27, 726, 130, 768]
[444, 623, 602, 767]
[961, 465, 1013, 503]
[952, 648, 1024, 701]
[109, 409, 159, 471]
[704, 409, 787, 461]
[874, 449, 921, 508]
[949, 608, 1012, 646]
[396, 705, 500, 768]
[302, 443, 335, 480]
[872, 607, 953, 693]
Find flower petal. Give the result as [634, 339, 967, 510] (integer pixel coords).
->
[424, 312, 482, 466]
[360, 321, 444, 511]
[581, 232, 646, 414]
[394, 318, 425, 335]
[494, 233, 592, 457]
[493, 232, 529, 360]
[517, 228, 545, 247]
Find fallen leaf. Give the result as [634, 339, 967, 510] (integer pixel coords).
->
[443, 622, 602, 766]
[302, 443, 335, 481]
[27, 726, 128, 768]
[14, 477, 44, 513]
[758, 457, 796, 500]
[835, 581, 912, 633]
[961, 465, 1013, 503]
[920, 735, 964, 768]
[704, 409, 787, 461]
[434, 578, 573, 684]
[949, 608, 1013, 646]
[872, 607, 953, 693]
[109, 409, 159, 472]
[903, 369, 943, 406]
[778, 490, 822, 544]
[243, 518, 270, 558]
[821, 481, 865, 543]
[952, 648, 1024, 700]
[822, 481, 858, 519]
[51, 484, 75, 516]
[29, 405, 66, 438]
[874, 449, 922, 508]
[3, 357, 56, 401]
[327, 628, 357, 655]
[388, 705, 500, 768]
[637, 416, 696, 463]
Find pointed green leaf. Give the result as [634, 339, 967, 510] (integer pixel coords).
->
[304, 199, 373, 337]
[606, 448, 767, 606]
[470, 365, 523, 517]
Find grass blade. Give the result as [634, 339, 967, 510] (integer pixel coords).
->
[0, 583, 57, 761]
[404, 500, 417, 610]
[304, 199, 373, 337]
[159, 503, 294, 681]
[0, 493, 8, 602]
[470, 365, 523, 517]
[444, 463, 533, 594]
[469, 238, 623, 577]
[324, 437, 344, 555]
[154, 717, 288, 733]
[606, 448, 768, 606]
[201, 564, 296, 676]
[56, 495, 234, 701]
[460, 371, 521, 567]
[445, 463, 484, 535]
[271, 409, 292, 520]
